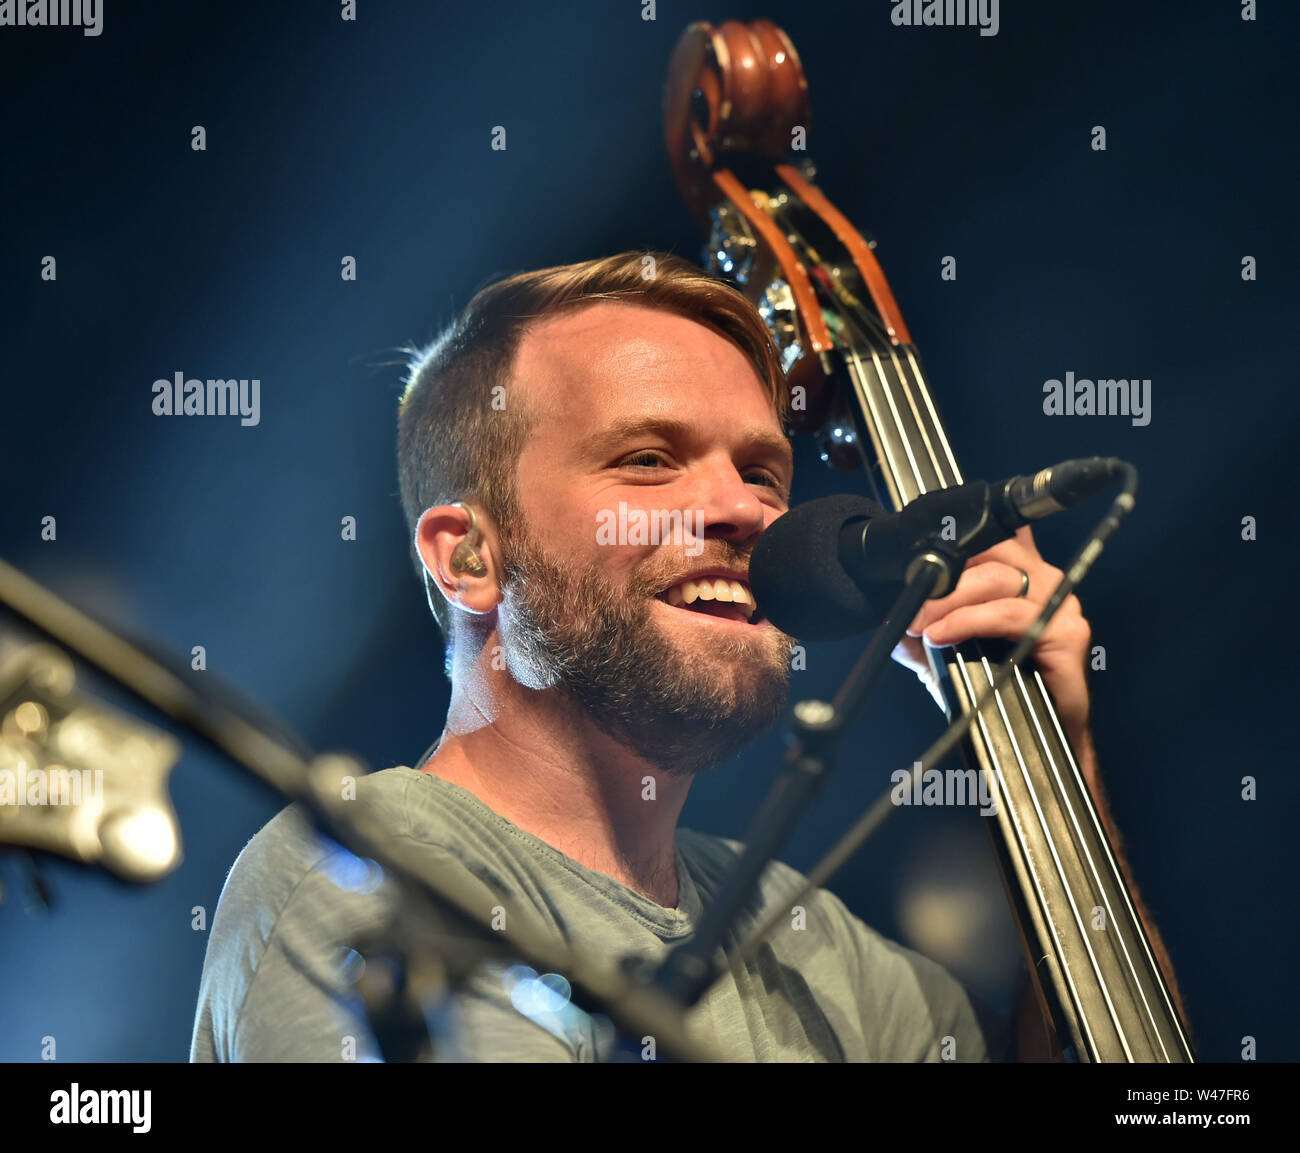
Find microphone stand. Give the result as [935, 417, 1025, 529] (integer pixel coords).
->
[651, 546, 962, 1007]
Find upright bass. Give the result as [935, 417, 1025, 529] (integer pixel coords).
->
[663, 19, 1193, 1063]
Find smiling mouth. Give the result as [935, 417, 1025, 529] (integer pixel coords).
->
[654, 576, 764, 625]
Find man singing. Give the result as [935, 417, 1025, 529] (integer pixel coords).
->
[191, 251, 1123, 1062]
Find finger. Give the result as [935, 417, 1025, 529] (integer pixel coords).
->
[908, 562, 1031, 636]
[923, 597, 1087, 651]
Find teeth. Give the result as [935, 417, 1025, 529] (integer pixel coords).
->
[661, 576, 759, 621]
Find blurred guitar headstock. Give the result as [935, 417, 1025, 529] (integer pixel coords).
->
[0, 642, 182, 892]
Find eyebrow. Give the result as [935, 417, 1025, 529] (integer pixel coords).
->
[575, 415, 794, 474]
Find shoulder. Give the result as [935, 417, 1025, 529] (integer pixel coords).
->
[192, 767, 419, 1061]
[214, 766, 419, 930]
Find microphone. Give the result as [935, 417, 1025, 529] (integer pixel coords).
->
[750, 458, 1123, 641]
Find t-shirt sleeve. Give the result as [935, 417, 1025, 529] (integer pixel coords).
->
[190, 806, 393, 1062]
[190, 802, 582, 1063]
[816, 887, 989, 1062]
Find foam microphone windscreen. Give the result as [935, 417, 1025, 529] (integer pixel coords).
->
[749, 493, 889, 641]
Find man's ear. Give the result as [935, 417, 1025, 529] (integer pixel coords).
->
[415, 503, 500, 617]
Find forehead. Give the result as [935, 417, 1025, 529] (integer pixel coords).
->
[509, 301, 779, 436]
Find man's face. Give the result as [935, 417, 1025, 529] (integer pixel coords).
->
[496, 301, 797, 776]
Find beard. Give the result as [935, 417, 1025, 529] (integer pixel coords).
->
[494, 516, 795, 777]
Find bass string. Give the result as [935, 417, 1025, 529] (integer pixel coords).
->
[837, 324, 1153, 1056]
[1010, 659, 1185, 1059]
[839, 340, 1098, 1037]
[902, 341, 1184, 1053]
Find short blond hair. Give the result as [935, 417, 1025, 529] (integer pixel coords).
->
[397, 251, 788, 646]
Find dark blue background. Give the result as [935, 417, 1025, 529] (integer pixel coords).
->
[1, 0, 1294, 1061]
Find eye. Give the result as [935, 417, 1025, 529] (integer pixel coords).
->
[743, 468, 792, 503]
[615, 452, 790, 501]
[619, 451, 668, 469]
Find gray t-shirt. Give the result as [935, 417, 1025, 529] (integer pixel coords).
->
[190, 766, 986, 1062]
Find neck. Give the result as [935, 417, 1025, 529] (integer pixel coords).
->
[422, 656, 693, 907]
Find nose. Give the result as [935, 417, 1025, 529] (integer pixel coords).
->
[688, 460, 768, 546]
